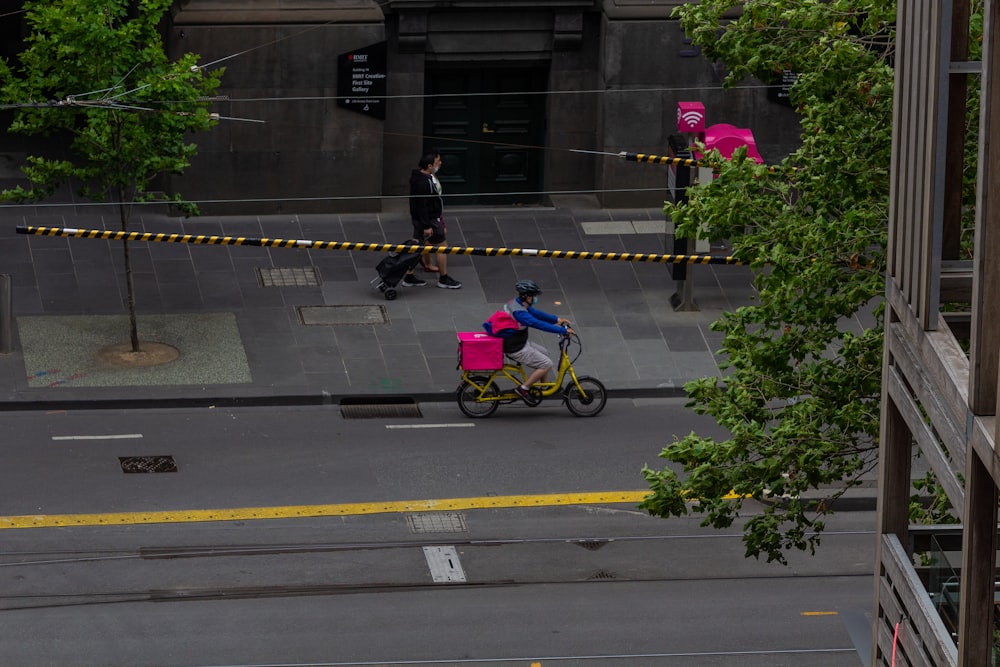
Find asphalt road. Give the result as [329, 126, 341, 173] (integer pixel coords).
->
[0, 399, 875, 666]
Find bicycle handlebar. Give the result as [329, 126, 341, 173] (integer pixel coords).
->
[558, 331, 581, 360]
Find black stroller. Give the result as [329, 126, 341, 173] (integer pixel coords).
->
[370, 239, 425, 300]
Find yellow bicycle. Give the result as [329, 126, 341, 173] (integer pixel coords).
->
[456, 333, 607, 418]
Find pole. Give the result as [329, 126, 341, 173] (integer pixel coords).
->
[667, 134, 699, 311]
[0, 274, 12, 354]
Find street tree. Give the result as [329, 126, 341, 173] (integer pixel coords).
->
[640, 1, 978, 564]
[0, 0, 222, 352]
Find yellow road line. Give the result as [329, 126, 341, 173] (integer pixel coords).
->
[801, 611, 840, 616]
[0, 491, 651, 530]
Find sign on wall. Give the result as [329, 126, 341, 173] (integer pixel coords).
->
[767, 70, 798, 106]
[337, 41, 387, 120]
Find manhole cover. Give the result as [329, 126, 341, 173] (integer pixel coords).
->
[119, 456, 178, 474]
[297, 305, 388, 326]
[407, 512, 468, 534]
[257, 267, 321, 287]
[340, 397, 422, 419]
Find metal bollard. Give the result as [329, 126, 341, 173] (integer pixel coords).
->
[0, 274, 12, 354]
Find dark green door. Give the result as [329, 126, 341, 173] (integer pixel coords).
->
[424, 66, 547, 205]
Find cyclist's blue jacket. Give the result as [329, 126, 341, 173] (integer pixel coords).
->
[484, 297, 565, 354]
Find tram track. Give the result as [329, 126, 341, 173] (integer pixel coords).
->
[0, 530, 875, 612]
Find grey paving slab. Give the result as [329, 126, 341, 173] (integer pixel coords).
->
[673, 351, 725, 380]
[218, 217, 266, 236]
[311, 255, 358, 282]
[153, 259, 198, 283]
[614, 312, 663, 340]
[594, 264, 642, 291]
[299, 345, 348, 373]
[31, 247, 76, 274]
[343, 355, 390, 391]
[11, 285, 42, 314]
[577, 325, 626, 350]
[0, 238, 32, 263]
[69, 239, 115, 264]
[381, 343, 434, 374]
[290, 324, 337, 346]
[568, 303, 616, 328]
[332, 326, 388, 359]
[238, 284, 288, 309]
[583, 351, 639, 385]
[147, 238, 193, 260]
[661, 325, 712, 352]
[427, 354, 461, 387]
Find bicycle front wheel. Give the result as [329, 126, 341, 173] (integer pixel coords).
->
[457, 377, 500, 418]
[564, 376, 607, 417]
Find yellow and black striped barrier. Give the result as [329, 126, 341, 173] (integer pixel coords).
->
[618, 151, 791, 174]
[620, 151, 707, 169]
[15, 224, 745, 266]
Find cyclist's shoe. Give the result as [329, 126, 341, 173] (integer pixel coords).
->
[402, 274, 426, 287]
[515, 385, 541, 406]
[437, 274, 462, 289]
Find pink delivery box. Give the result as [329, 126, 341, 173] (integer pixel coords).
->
[457, 332, 504, 371]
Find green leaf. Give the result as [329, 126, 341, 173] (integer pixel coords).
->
[644, 0, 928, 564]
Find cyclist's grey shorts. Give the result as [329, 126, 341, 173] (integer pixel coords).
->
[508, 340, 552, 371]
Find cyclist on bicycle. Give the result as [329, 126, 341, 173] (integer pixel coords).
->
[490, 280, 574, 404]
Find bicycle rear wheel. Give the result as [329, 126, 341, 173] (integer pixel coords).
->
[457, 376, 500, 418]
[564, 376, 607, 417]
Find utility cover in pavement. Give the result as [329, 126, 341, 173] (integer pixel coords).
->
[297, 305, 388, 326]
[422, 545, 467, 583]
[257, 267, 321, 287]
[407, 512, 467, 534]
[119, 456, 178, 473]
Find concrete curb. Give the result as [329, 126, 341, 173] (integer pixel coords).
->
[0, 386, 689, 412]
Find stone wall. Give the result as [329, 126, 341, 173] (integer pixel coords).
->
[1, 0, 804, 215]
[167, 1, 387, 214]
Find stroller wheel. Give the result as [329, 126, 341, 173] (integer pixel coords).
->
[384, 288, 397, 301]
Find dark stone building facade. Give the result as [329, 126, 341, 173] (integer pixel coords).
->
[5, 0, 803, 214]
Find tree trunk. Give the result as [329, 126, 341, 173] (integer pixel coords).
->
[117, 196, 140, 353]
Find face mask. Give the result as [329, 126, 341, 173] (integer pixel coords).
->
[430, 165, 440, 174]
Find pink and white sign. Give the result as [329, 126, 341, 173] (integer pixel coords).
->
[676, 101, 706, 133]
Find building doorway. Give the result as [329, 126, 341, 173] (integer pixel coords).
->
[423, 65, 547, 205]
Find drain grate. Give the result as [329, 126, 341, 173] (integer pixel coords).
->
[574, 539, 610, 551]
[119, 456, 177, 474]
[257, 267, 321, 288]
[588, 569, 616, 580]
[407, 512, 468, 534]
[297, 305, 388, 326]
[340, 397, 422, 419]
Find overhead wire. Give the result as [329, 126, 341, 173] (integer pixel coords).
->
[220, 83, 778, 104]
[0, 8, 797, 209]
[1, 187, 670, 210]
[194, 18, 353, 72]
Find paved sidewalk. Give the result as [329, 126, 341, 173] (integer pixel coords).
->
[0, 206, 756, 409]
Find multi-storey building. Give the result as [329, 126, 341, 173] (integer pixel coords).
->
[124, 0, 797, 213]
[874, 1, 1000, 665]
